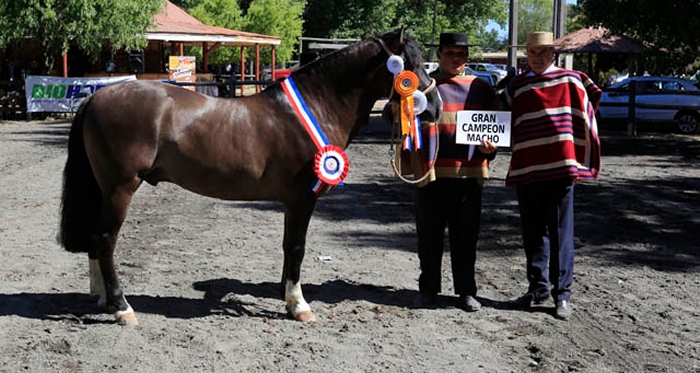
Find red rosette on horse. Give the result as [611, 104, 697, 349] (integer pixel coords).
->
[314, 145, 349, 185]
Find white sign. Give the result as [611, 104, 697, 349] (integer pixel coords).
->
[25, 75, 137, 113]
[456, 110, 512, 147]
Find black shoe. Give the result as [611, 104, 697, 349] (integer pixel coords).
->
[459, 295, 482, 312]
[555, 300, 571, 320]
[412, 292, 438, 308]
[514, 290, 549, 309]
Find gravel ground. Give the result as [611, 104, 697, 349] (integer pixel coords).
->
[0, 116, 698, 373]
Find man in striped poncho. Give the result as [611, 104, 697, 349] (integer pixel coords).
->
[503, 31, 602, 321]
[409, 32, 498, 312]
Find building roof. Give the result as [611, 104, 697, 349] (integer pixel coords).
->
[147, 1, 281, 46]
[554, 27, 645, 54]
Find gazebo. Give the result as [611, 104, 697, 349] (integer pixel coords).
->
[64, 0, 282, 83]
[554, 26, 646, 81]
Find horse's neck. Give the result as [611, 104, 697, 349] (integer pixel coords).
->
[292, 45, 388, 147]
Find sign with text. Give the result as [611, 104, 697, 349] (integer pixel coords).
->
[25, 75, 137, 113]
[169, 56, 196, 91]
[456, 110, 512, 147]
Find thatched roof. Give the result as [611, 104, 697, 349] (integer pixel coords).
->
[554, 27, 645, 54]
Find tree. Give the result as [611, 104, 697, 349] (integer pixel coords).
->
[516, 0, 552, 45]
[303, 0, 507, 55]
[184, 0, 244, 65]
[243, 0, 305, 63]
[582, 0, 700, 74]
[183, 0, 303, 65]
[0, 0, 165, 73]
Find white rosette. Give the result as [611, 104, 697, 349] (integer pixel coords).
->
[412, 90, 428, 115]
[386, 55, 405, 76]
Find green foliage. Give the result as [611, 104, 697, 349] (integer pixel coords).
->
[0, 0, 164, 72]
[516, 0, 552, 45]
[183, 0, 304, 65]
[303, 0, 507, 59]
[582, 0, 700, 74]
[243, 0, 305, 62]
[184, 0, 243, 65]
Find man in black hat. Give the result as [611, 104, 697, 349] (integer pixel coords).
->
[408, 32, 498, 312]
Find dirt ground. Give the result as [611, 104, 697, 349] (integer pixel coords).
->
[0, 115, 698, 373]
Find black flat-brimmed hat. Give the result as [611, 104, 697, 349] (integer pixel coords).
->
[427, 32, 472, 49]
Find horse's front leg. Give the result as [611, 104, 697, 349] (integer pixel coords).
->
[281, 194, 317, 323]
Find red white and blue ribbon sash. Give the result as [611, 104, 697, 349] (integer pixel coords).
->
[282, 76, 349, 194]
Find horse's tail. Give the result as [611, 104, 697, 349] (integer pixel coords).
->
[59, 98, 101, 253]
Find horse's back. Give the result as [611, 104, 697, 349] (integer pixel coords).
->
[80, 80, 312, 201]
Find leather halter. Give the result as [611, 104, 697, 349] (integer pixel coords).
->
[373, 35, 441, 185]
[373, 36, 436, 97]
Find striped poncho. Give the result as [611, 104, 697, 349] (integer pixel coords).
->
[504, 66, 602, 188]
[398, 71, 498, 187]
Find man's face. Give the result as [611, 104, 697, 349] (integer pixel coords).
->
[437, 46, 468, 76]
[526, 46, 554, 74]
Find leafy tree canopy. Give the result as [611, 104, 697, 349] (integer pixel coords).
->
[303, 0, 507, 59]
[0, 0, 164, 71]
[184, 0, 303, 64]
[582, 0, 700, 73]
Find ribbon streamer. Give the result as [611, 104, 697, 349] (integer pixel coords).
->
[393, 71, 421, 151]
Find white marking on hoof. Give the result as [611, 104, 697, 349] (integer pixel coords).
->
[115, 306, 139, 326]
[89, 259, 105, 297]
[285, 280, 314, 323]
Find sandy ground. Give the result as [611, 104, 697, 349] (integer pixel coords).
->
[0, 115, 698, 373]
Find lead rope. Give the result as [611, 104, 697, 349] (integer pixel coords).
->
[374, 36, 440, 185]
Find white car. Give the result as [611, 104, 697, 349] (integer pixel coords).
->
[598, 76, 700, 134]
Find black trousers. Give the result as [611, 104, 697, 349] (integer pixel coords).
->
[516, 179, 575, 302]
[416, 178, 483, 296]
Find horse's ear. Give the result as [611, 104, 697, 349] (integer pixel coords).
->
[399, 26, 405, 46]
[372, 29, 379, 38]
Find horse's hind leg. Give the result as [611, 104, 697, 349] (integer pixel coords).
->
[91, 182, 140, 325]
[282, 195, 317, 323]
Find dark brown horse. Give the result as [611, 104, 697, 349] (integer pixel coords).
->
[59, 29, 441, 325]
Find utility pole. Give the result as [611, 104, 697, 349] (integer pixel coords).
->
[507, 0, 518, 69]
[430, 0, 438, 61]
[553, 0, 567, 39]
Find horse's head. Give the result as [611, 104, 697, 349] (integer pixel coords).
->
[374, 28, 442, 123]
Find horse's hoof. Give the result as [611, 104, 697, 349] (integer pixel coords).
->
[294, 310, 316, 324]
[115, 309, 139, 326]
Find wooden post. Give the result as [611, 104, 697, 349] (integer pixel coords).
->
[627, 79, 637, 137]
[255, 44, 260, 93]
[239, 46, 245, 95]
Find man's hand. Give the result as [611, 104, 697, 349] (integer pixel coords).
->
[478, 140, 497, 154]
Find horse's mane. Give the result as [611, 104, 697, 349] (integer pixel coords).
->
[285, 29, 426, 98]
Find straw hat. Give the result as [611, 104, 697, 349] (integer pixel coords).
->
[510, 31, 556, 48]
[525, 31, 555, 48]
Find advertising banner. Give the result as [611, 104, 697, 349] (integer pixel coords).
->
[168, 56, 196, 91]
[25, 75, 137, 113]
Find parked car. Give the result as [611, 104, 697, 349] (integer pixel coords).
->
[262, 60, 299, 81]
[467, 62, 507, 84]
[598, 76, 700, 134]
[464, 67, 495, 86]
[423, 62, 439, 74]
